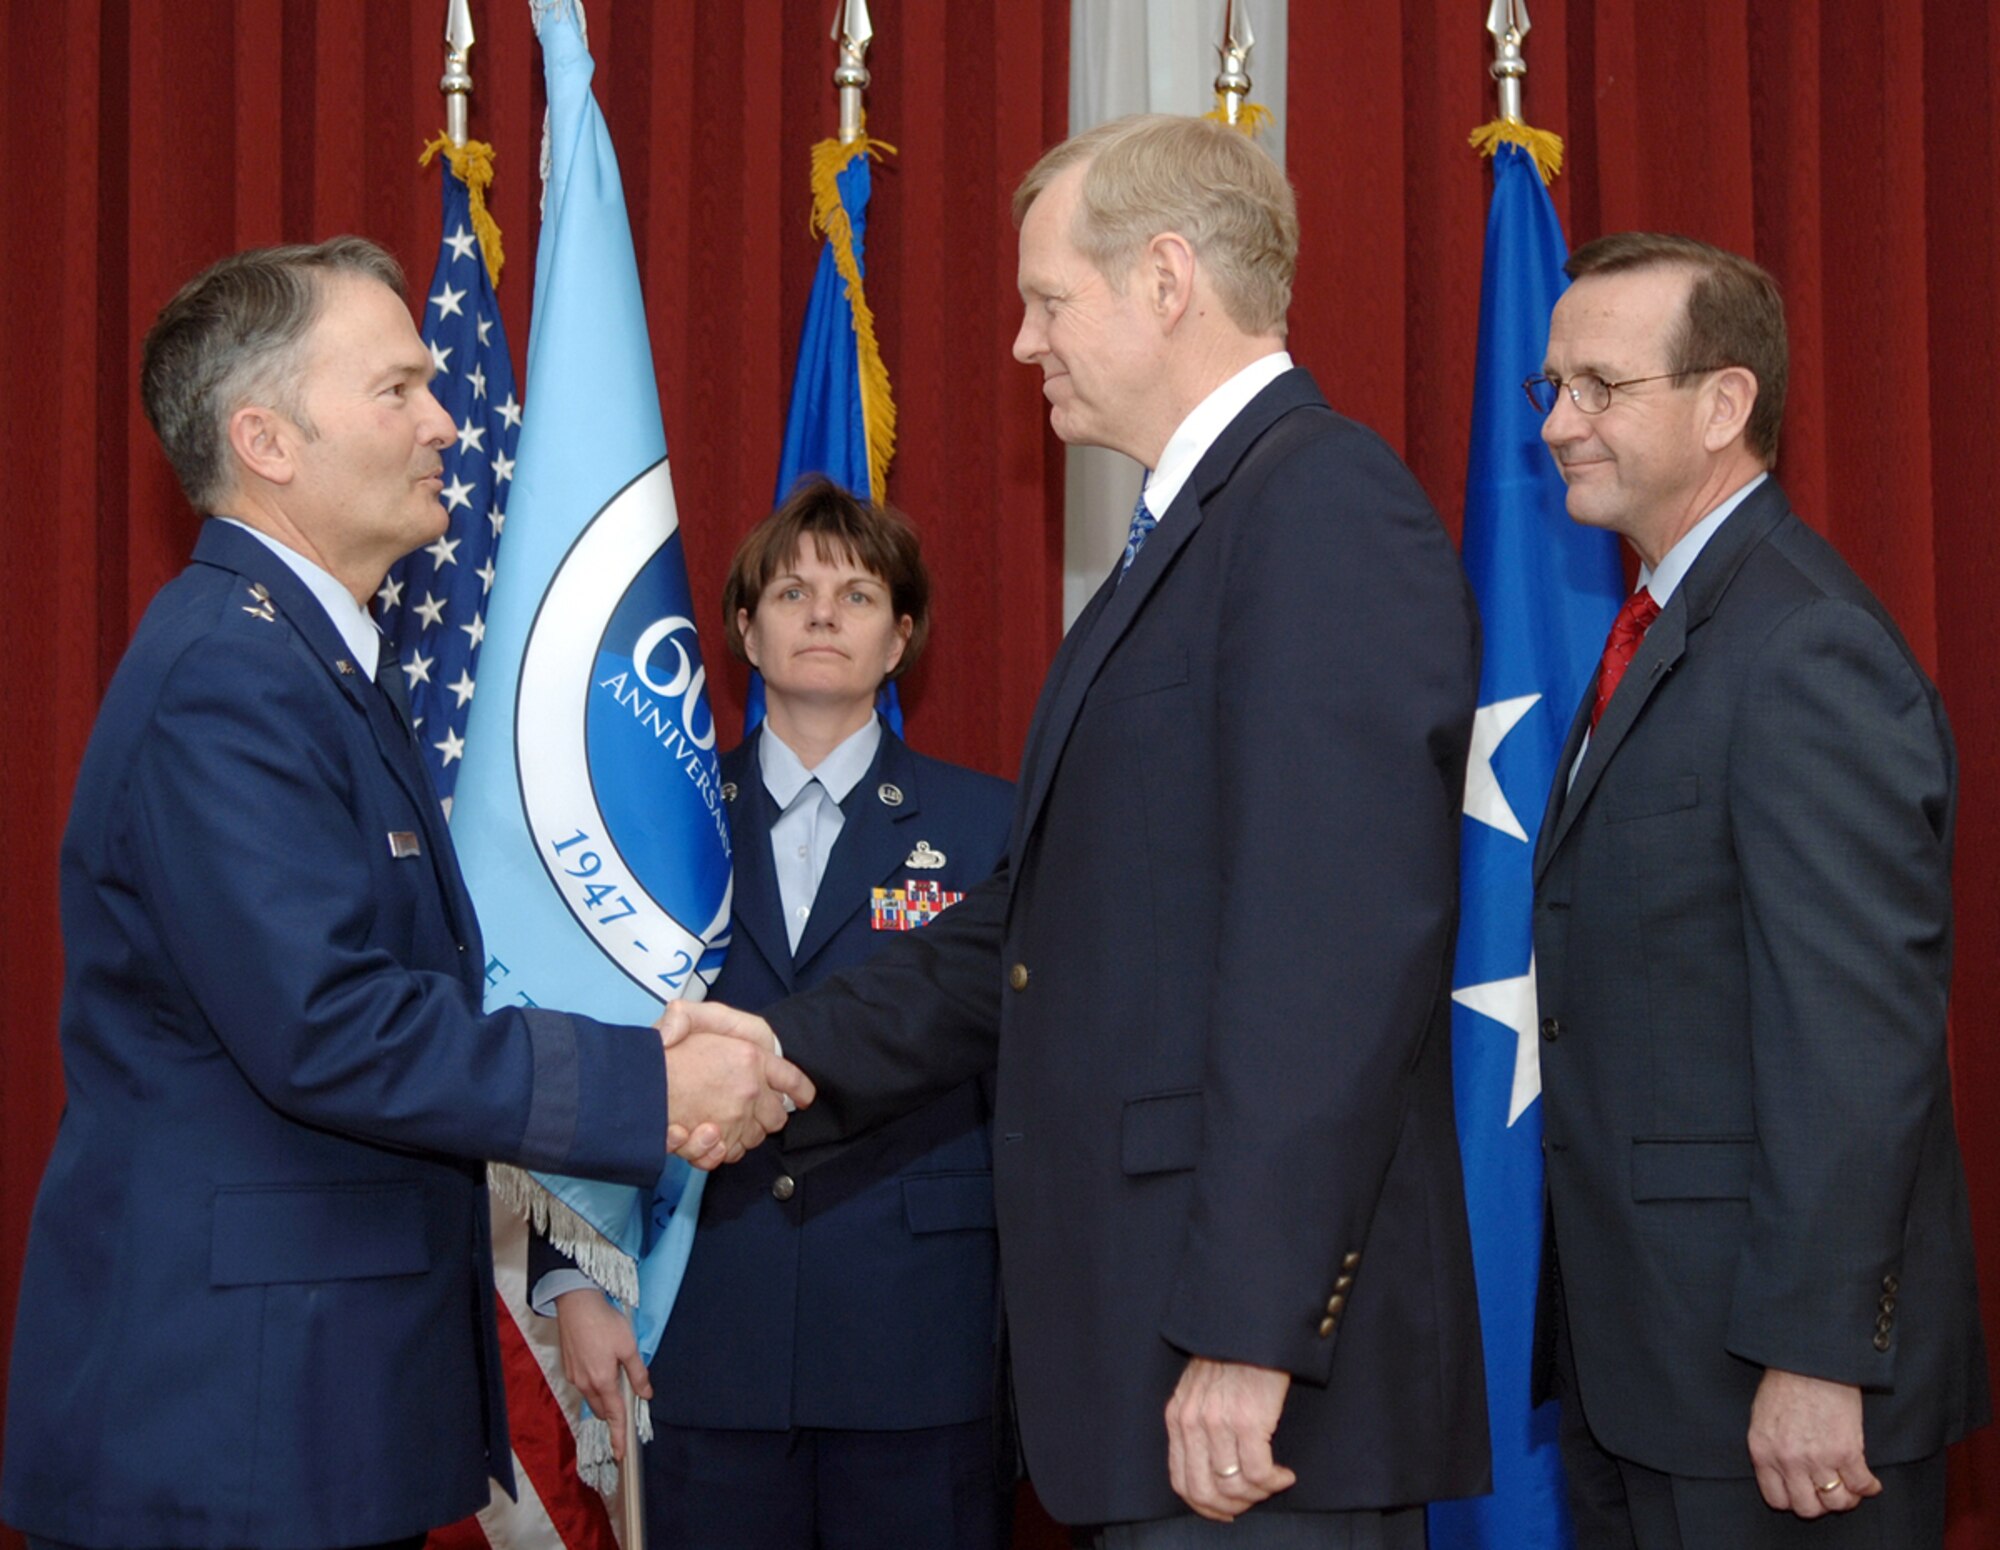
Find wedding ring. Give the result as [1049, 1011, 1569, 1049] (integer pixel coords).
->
[1817, 1477, 1843, 1494]
[1215, 1464, 1242, 1479]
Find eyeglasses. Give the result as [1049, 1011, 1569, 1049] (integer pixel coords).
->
[1522, 367, 1728, 416]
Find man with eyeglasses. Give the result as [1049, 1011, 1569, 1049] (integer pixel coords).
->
[1524, 231, 1986, 1549]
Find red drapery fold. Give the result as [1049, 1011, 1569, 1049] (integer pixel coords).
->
[3, 3, 1997, 1545]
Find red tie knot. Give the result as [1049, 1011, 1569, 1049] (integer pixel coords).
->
[1591, 589, 1662, 729]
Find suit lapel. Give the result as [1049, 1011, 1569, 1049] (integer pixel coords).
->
[721, 739, 798, 994]
[191, 522, 479, 954]
[793, 732, 918, 971]
[1532, 480, 1793, 880]
[1009, 370, 1328, 867]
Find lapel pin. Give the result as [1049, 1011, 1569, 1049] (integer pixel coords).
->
[336, 659, 356, 676]
[720, 781, 739, 801]
[386, 831, 422, 859]
[877, 782, 904, 808]
[905, 840, 946, 869]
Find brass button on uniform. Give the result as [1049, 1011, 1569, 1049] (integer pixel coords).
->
[1317, 1316, 1336, 1338]
[1333, 1273, 1354, 1293]
[771, 1174, 796, 1202]
[1325, 1293, 1346, 1316]
[1009, 963, 1030, 991]
[1341, 1250, 1362, 1272]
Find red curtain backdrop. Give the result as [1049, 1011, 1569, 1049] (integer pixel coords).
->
[2, 2, 1997, 1545]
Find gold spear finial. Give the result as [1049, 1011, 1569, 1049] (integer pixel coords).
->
[831, 0, 875, 145]
[1214, 0, 1256, 127]
[1485, 0, 1530, 123]
[442, 0, 474, 147]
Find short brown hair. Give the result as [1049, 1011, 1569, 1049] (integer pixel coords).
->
[1013, 114, 1298, 336]
[722, 475, 931, 678]
[1565, 232, 1788, 462]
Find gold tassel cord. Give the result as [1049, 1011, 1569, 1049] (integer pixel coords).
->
[1469, 118, 1565, 185]
[419, 134, 507, 290]
[809, 132, 899, 506]
[1202, 96, 1274, 137]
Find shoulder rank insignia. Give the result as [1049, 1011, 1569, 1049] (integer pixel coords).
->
[870, 879, 965, 931]
[904, 840, 946, 869]
[242, 582, 277, 623]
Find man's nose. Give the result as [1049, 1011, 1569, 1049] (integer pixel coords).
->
[420, 386, 457, 448]
[1012, 310, 1041, 365]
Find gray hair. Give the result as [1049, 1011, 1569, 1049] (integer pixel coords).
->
[140, 237, 407, 510]
[1013, 114, 1298, 336]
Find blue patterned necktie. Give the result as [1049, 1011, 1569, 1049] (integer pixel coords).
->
[1118, 479, 1157, 581]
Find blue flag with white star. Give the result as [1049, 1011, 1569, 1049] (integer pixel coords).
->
[447, 1, 731, 1475]
[1426, 139, 1622, 1550]
[746, 137, 902, 736]
[375, 167, 520, 808]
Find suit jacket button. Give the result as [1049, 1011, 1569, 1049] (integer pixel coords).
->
[1333, 1273, 1354, 1293]
[771, 1174, 796, 1202]
[1879, 1295, 1896, 1315]
[1540, 1017, 1562, 1042]
[1341, 1250, 1362, 1272]
[1009, 963, 1030, 991]
[1873, 1330, 1893, 1352]
[1883, 1273, 1900, 1294]
[1317, 1316, 1336, 1338]
[1325, 1293, 1347, 1316]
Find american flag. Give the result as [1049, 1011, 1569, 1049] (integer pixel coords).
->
[375, 163, 521, 814]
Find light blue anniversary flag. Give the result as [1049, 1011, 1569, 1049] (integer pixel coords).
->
[746, 128, 902, 733]
[451, 0, 730, 1481]
[1426, 129, 1622, 1550]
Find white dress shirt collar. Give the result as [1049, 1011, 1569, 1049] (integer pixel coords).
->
[1638, 472, 1769, 608]
[1142, 351, 1294, 517]
[759, 715, 884, 809]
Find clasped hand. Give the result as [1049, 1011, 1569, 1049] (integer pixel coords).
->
[655, 1002, 811, 1168]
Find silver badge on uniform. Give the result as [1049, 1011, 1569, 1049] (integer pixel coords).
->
[877, 782, 904, 807]
[720, 781, 739, 801]
[904, 840, 946, 869]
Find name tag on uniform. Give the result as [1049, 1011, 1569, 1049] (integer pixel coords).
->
[870, 879, 964, 931]
[387, 831, 423, 859]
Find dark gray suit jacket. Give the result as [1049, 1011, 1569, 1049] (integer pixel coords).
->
[1532, 477, 1988, 1477]
[771, 369, 1491, 1523]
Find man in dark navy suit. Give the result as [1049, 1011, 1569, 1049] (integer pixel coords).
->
[536, 478, 1014, 1549]
[1527, 233, 1986, 1549]
[672, 115, 1489, 1547]
[0, 238, 810, 1550]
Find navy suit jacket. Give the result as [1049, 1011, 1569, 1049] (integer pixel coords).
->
[2, 521, 670, 1548]
[1531, 478, 1989, 1476]
[644, 729, 1013, 1430]
[768, 370, 1491, 1523]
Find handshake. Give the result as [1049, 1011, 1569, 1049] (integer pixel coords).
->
[655, 1000, 804, 1168]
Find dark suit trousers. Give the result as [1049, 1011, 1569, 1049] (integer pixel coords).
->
[1552, 1263, 1947, 1550]
[1078, 1507, 1422, 1548]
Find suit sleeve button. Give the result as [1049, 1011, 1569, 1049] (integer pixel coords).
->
[1873, 1331, 1892, 1352]
[1882, 1273, 1900, 1294]
[1009, 963, 1030, 991]
[1325, 1293, 1346, 1316]
[1540, 1018, 1562, 1042]
[771, 1174, 796, 1202]
[1341, 1250, 1362, 1272]
[1317, 1316, 1336, 1337]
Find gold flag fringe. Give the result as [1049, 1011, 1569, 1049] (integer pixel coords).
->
[420, 135, 508, 290]
[1468, 118, 1565, 185]
[1202, 96, 1273, 136]
[809, 131, 899, 505]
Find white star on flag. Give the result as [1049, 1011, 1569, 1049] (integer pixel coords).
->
[1463, 693, 1541, 842]
[1452, 957, 1542, 1126]
[456, 418, 487, 454]
[430, 282, 467, 320]
[440, 475, 476, 513]
[443, 225, 478, 263]
[447, 669, 477, 709]
[476, 315, 493, 346]
[491, 450, 516, 483]
[476, 557, 497, 594]
[460, 612, 486, 647]
[414, 592, 448, 629]
[486, 508, 505, 539]
[428, 339, 452, 374]
[426, 534, 462, 568]
[496, 393, 523, 430]
[434, 727, 467, 767]
[402, 650, 435, 689]
[469, 363, 487, 400]
[375, 574, 404, 611]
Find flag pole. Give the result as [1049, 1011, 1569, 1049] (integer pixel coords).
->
[832, 0, 873, 145]
[1213, 1, 1254, 126]
[1487, 0, 1528, 122]
[441, 0, 474, 148]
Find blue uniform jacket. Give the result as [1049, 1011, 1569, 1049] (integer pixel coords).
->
[647, 728, 1012, 1430]
[2, 521, 670, 1549]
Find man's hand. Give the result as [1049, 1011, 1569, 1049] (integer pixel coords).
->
[552, 1289, 649, 1461]
[657, 1003, 811, 1168]
[1164, 1356, 1297, 1522]
[656, 1001, 797, 1167]
[1747, 1367, 1881, 1517]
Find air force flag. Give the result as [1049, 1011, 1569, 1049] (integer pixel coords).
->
[1426, 136, 1624, 1550]
[450, 0, 730, 1474]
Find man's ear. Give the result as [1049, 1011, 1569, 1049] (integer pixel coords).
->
[227, 403, 299, 488]
[1701, 366, 1758, 454]
[1145, 232, 1197, 328]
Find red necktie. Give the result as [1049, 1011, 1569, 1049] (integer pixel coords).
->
[1591, 588, 1662, 728]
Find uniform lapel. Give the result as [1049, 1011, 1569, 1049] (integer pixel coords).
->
[793, 730, 918, 972]
[721, 739, 798, 994]
[1532, 479, 1792, 881]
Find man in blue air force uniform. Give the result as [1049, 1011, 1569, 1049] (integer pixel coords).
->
[0, 238, 808, 1550]
[537, 477, 1015, 1549]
